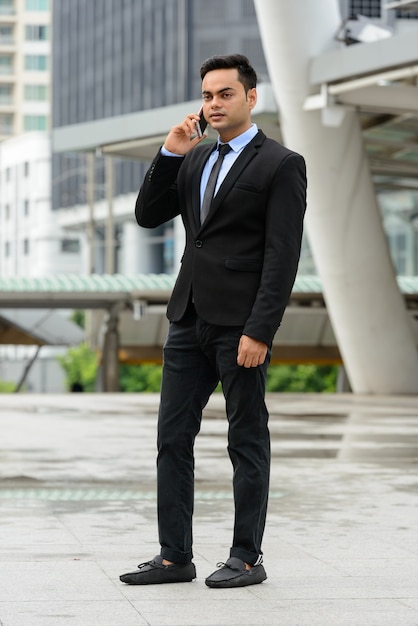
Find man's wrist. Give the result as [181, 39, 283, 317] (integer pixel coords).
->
[161, 145, 184, 158]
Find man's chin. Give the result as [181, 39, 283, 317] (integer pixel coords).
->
[210, 122, 228, 135]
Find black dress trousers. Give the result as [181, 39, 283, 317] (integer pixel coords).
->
[156, 305, 271, 566]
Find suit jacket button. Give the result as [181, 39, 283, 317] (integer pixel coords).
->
[195, 240, 203, 248]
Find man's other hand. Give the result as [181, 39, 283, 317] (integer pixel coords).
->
[237, 335, 268, 368]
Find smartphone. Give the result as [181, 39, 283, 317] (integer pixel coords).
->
[196, 107, 208, 137]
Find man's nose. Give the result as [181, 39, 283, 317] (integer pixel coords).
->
[211, 98, 222, 108]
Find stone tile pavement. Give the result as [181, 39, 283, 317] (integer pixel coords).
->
[0, 392, 417, 625]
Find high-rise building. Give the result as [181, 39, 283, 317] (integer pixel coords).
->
[0, 0, 85, 280]
[0, 0, 51, 140]
[0, 132, 84, 277]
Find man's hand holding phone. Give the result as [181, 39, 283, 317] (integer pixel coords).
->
[195, 107, 208, 138]
[163, 108, 207, 155]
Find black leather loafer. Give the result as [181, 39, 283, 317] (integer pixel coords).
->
[205, 557, 267, 588]
[120, 555, 196, 585]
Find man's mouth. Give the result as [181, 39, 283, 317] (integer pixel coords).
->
[210, 113, 224, 121]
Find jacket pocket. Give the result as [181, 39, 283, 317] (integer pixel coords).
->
[233, 182, 261, 193]
[225, 258, 263, 272]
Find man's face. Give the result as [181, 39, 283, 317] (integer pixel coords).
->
[201, 68, 257, 142]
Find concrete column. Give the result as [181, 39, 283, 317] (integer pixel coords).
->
[101, 304, 121, 392]
[105, 156, 115, 274]
[121, 221, 156, 274]
[254, 0, 418, 393]
[173, 216, 185, 273]
[86, 152, 96, 274]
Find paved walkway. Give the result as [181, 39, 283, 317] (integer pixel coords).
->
[0, 392, 417, 626]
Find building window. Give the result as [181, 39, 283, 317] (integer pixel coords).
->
[0, 84, 12, 104]
[23, 239, 30, 255]
[25, 24, 48, 40]
[61, 238, 80, 253]
[5, 167, 11, 181]
[349, 0, 381, 17]
[0, 0, 14, 16]
[5, 204, 10, 219]
[25, 0, 49, 10]
[24, 199, 29, 215]
[24, 84, 47, 100]
[0, 54, 13, 74]
[24, 54, 48, 71]
[0, 24, 13, 43]
[0, 113, 13, 134]
[5, 241, 10, 257]
[24, 114, 48, 130]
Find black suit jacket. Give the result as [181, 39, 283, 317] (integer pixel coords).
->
[135, 130, 306, 346]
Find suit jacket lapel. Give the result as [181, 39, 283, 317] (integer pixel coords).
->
[201, 131, 266, 227]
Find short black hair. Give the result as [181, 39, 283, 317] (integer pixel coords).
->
[200, 54, 257, 93]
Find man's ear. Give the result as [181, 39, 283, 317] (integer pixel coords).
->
[248, 88, 257, 111]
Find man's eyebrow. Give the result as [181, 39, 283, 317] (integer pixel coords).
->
[202, 86, 236, 96]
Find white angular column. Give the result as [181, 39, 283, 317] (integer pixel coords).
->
[121, 221, 158, 274]
[254, 0, 418, 393]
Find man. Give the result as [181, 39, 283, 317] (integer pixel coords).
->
[120, 54, 306, 588]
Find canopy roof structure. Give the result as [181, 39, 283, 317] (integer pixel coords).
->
[0, 309, 84, 346]
[1, 272, 418, 302]
[304, 28, 418, 194]
[0, 274, 175, 309]
[1, 274, 417, 371]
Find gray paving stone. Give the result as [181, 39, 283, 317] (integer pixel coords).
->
[0, 393, 417, 626]
[0, 601, 148, 626]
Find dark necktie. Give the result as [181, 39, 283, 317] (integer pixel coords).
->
[200, 143, 232, 224]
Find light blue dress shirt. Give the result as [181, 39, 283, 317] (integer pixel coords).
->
[160, 124, 259, 208]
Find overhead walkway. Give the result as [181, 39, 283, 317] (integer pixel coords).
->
[304, 27, 418, 194]
[1, 273, 418, 390]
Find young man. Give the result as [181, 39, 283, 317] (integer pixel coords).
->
[120, 54, 306, 588]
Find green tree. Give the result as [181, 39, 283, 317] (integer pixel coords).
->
[0, 380, 17, 393]
[119, 364, 337, 393]
[57, 343, 338, 394]
[119, 364, 162, 392]
[71, 310, 85, 329]
[57, 342, 98, 391]
[266, 364, 337, 393]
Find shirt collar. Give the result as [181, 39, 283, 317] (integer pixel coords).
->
[217, 123, 258, 153]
